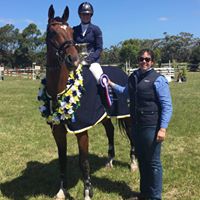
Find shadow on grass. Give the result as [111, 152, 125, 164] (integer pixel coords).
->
[0, 154, 138, 200]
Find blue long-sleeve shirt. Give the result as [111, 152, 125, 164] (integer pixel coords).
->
[112, 76, 173, 128]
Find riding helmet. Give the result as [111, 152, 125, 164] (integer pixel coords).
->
[78, 2, 94, 16]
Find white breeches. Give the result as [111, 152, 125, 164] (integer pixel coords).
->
[89, 63, 103, 83]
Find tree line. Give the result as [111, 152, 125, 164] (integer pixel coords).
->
[0, 24, 45, 68]
[0, 23, 200, 70]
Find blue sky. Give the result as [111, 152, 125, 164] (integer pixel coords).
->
[0, 0, 200, 48]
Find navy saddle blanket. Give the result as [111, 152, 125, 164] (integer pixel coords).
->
[66, 66, 130, 133]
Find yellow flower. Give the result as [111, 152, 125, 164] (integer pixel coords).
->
[74, 96, 79, 102]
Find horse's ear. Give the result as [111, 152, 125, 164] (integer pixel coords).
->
[48, 4, 55, 23]
[62, 6, 69, 22]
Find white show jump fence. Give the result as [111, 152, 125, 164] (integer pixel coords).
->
[2, 67, 41, 80]
[0, 67, 4, 81]
[154, 67, 175, 82]
[126, 63, 175, 82]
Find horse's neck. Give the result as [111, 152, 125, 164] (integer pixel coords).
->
[46, 66, 69, 98]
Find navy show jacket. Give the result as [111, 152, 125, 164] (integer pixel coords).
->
[73, 23, 103, 64]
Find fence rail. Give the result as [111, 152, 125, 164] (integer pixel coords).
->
[1, 68, 41, 80]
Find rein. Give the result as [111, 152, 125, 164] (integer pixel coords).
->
[45, 81, 74, 100]
[47, 37, 75, 59]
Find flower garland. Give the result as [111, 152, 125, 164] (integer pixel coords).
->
[37, 64, 84, 125]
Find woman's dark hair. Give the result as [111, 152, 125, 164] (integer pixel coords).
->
[138, 48, 155, 62]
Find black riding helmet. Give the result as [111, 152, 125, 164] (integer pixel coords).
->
[78, 2, 94, 16]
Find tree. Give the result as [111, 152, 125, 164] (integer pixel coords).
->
[101, 45, 121, 65]
[0, 24, 19, 67]
[35, 32, 46, 68]
[189, 44, 200, 71]
[119, 39, 141, 67]
[160, 32, 195, 63]
[14, 23, 44, 68]
[190, 45, 200, 64]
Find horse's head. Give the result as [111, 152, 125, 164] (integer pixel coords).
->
[46, 5, 79, 71]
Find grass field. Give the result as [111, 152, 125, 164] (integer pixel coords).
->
[0, 73, 200, 200]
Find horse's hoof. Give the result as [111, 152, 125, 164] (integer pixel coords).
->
[105, 161, 113, 168]
[105, 158, 114, 168]
[130, 160, 138, 172]
[55, 188, 67, 200]
[84, 179, 93, 199]
[84, 189, 91, 200]
[106, 162, 113, 168]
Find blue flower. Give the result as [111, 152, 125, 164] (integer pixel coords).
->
[64, 96, 70, 102]
[72, 91, 77, 96]
[69, 79, 75, 84]
[64, 108, 69, 114]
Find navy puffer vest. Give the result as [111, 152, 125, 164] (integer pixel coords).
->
[128, 69, 161, 126]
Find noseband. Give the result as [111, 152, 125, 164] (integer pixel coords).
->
[46, 21, 75, 70]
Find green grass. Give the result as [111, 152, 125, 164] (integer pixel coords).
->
[0, 74, 200, 200]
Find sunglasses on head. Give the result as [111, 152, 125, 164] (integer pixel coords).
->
[139, 57, 151, 62]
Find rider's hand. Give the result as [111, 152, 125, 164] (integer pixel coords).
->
[85, 56, 92, 65]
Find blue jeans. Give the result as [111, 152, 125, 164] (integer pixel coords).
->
[132, 125, 162, 200]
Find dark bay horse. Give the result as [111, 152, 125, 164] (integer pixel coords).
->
[38, 4, 137, 200]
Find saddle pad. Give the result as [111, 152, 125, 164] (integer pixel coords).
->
[66, 66, 130, 133]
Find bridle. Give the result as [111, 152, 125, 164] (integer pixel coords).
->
[46, 21, 76, 70]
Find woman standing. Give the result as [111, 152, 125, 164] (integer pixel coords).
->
[109, 49, 173, 200]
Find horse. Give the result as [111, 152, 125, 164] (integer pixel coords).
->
[38, 5, 137, 200]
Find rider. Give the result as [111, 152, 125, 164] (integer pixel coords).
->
[73, 2, 112, 107]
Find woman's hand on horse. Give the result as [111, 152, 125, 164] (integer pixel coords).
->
[108, 79, 114, 87]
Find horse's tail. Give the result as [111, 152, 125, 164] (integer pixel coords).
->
[117, 117, 131, 136]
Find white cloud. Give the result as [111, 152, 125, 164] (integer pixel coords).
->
[24, 19, 35, 24]
[158, 17, 169, 21]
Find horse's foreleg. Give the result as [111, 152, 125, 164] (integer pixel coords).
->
[102, 118, 115, 168]
[76, 131, 93, 200]
[52, 124, 67, 199]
